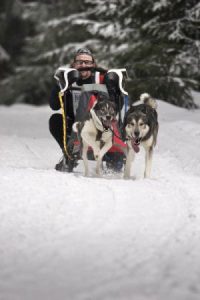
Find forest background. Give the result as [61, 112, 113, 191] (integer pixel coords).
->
[0, 0, 199, 108]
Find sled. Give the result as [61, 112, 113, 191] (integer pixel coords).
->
[54, 66, 129, 170]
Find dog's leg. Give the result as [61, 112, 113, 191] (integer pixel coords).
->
[144, 146, 153, 178]
[124, 145, 135, 179]
[96, 140, 112, 175]
[95, 157, 102, 176]
[82, 131, 100, 159]
[82, 141, 89, 176]
[81, 130, 100, 161]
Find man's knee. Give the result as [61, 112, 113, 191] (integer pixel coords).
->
[49, 113, 62, 134]
[49, 113, 73, 137]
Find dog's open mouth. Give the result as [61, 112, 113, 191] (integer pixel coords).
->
[134, 137, 141, 145]
[131, 137, 141, 153]
[102, 119, 112, 129]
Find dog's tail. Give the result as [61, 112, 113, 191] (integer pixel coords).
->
[72, 122, 82, 133]
[140, 93, 157, 110]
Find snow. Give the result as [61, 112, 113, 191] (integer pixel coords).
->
[0, 96, 200, 300]
[153, 0, 168, 11]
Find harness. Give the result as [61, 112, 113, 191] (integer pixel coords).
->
[89, 107, 128, 156]
[90, 108, 107, 132]
[89, 108, 115, 151]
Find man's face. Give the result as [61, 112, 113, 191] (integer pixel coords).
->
[74, 54, 94, 79]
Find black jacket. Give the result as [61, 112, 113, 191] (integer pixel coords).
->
[49, 76, 97, 124]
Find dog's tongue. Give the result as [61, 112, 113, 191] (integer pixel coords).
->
[131, 138, 140, 153]
[103, 120, 112, 129]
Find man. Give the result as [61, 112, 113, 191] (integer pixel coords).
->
[49, 48, 125, 172]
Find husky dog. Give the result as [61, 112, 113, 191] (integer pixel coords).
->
[123, 93, 159, 179]
[73, 97, 116, 176]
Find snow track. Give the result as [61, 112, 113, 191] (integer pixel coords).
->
[0, 101, 200, 300]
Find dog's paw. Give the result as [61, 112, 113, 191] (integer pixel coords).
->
[93, 151, 100, 160]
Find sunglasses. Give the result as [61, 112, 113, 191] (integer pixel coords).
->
[75, 60, 94, 66]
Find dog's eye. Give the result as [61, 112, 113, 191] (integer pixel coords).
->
[139, 123, 144, 126]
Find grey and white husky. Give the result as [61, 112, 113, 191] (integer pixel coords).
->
[123, 93, 159, 179]
[73, 97, 116, 176]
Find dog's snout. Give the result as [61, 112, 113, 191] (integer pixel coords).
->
[134, 131, 140, 137]
[106, 115, 111, 120]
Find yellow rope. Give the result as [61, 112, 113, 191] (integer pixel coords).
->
[58, 91, 72, 160]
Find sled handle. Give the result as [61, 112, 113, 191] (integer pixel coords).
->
[107, 68, 128, 95]
[54, 67, 77, 93]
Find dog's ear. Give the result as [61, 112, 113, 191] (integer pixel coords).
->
[92, 93, 106, 110]
[99, 93, 110, 102]
[93, 92, 110, 108]
[110, 101, 116, 110]
[93, 99, 100, 110]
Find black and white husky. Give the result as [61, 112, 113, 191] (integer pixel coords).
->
[123, 93, 159, 179]
[73, 97, 116, 176]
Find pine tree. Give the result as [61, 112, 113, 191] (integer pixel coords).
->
[0, 0, 199, 107]
[0, 0, 97, 105]
[85, 0, 200, 108]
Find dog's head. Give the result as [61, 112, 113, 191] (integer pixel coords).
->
[93, 97, 116, 129]
[125, 111, 150, 145]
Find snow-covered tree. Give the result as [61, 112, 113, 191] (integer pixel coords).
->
[0, 0, 199, 108]
[85, 0, 200, 108]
